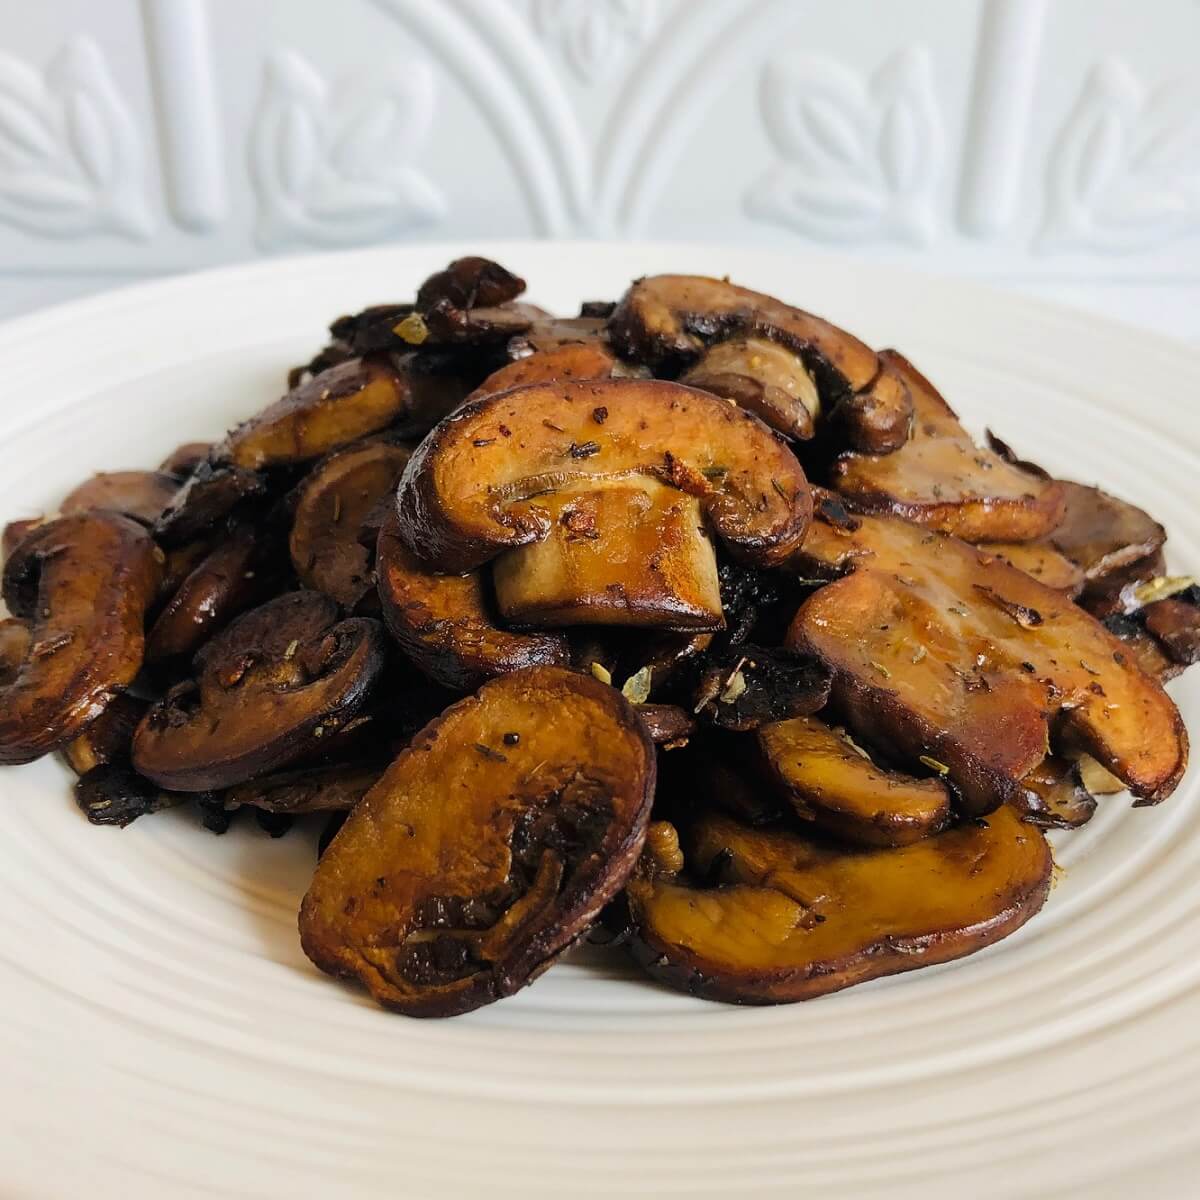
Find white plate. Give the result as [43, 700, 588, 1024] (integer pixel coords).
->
[1, 242, 1198, 1200]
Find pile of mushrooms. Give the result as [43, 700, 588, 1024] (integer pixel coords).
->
[4, 257, 1195, 1017]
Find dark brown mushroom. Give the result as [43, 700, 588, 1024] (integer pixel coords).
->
[832, 351, 1066, 542]
[223, 760, 385, 815]
[787, 502, 1188, 814]
[154, 460, 268, 547]
[2, 517, 45, 560]
[507, 316, 610, 360]
[396, 378, 812, 631]
[1013, 757, 1098, 830]
[469, 342, 625, 399]
[289, 441, 412, 609]
[689, 642, 831, 731]
[158, 442, 214, 476]
[74, 763, 183, 828]
[1143, 595, 1200, 666]
[133, 592, 385, 791]
[0, 513, 161, 764]
[60, 470, 181, 526]
[375, 507, 568, 690]
[0, 617, 31, 685]
[299, 665, 655, 1017]
[636, 703, 695, 747]
[626, 805, 1051, 1005]
[1048, 480, 1166, 584]
[147, 526, 279, 661]
[416, 256, 526, 311]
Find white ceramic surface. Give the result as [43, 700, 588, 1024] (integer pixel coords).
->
[0, 241, 1198, 1199]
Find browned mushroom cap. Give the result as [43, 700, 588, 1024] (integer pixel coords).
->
[1048, 480, 1166, 583]
[61, 692, 148, 776]
[1079, 550, 1169, 618]
[220, 357, 413, 470]
[133, 592, 385, 791]
[1013, 756, 1097, 830]
[289, 441, 412, 609]
[416, 256, 526, 311]
[397, 378, 812, 576]
[0, 513, 162, 764]
[376, 507, 568, 690]
[159, 442, 214, 476]
[299, 665, 656, 1017]
[626, 805, 1051, 1005]
[609, 275, 878, 393]
[833, 351, 1066, 542]
[830, 355, 914, 454]
[224, 760, 385, 815]
[680, 336, 821, 441]
[787, 502, 1188, 813]
[154, 460, 268, 547]
[636, 703, 695, 747]
[61, 470, 181, 526]
[147, 526, 277, 661]
[756, 715, 950, 847]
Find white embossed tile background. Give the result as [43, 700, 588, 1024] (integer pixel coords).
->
[1, 0, 1199, 339]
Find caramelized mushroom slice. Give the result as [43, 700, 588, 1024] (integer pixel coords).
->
[626, 805, 1051, 1005]
[2, 517, 45, 559]
[221, 357, 414, 470]
[416, 256, 526, 311]
[154, 460, 267, 547]
[397, 377, 812, 627]
[609, 274, 877, 394]
[147, 525, 278, 661]
[0, 514, 161, 764]
[470, 342, 625, 399]
[224, 760, 384, 815]
[830, 355, 914, 454]
[376, 508, 568, 690]
[74, 763, 183, 828]
[299, 666, 655, 1017]
[1102, 613, 1182, 683]
[680, 336, 821, 441]
[833, 351, 1066, 542]
[289, 441, 412, 609]
[61, 693, 148, 776]
[61, 470, 181, 526]
[1014, 757, 1097, 830]
[636, 703, 695, 747]
[414, 301, 544, 348]
[1048, 480, 1165, 583]
[1079, 550, 1169, 618]
[757, 715, 950, 846]
[0, 617, 31, 684]
[1143, 595, 1200, 666]
[788, 503, 1187, 813]
[507, 316, 610, 359]
[133, 592, 385, 790]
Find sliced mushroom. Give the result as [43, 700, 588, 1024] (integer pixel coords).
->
[397, 377, 812, 628]
[299, 665, 655, 1017]
[223, 760, 384, 815]
[830, 355, 914, 454]
[74, 763, 183, 828]
[636, 703, 695, 747]
[507, 316, 610, 359]
[154, 460, 268, 547]
[1048, 480, 1165, 584]
[832, 351, 1066, 542]
[0, 513, 161, 764]
[60, 470, 181, 526]
[679, 336, 821, 441]
[414, 301, 544, 348]
[289, 441, 412, 609]
[689, 642, 831, 731]
[0, 618, 31, 684]
[1102, 613, 1182, 683]
[1013, 756, 1097, 830]
[626, 805, 1051, 1005]
[158, 442, 213, 476]
[1080, 550, 1169, 618]
[470, 342, 625, 399]
[287, 339, 356, 389]
[1143, 595, 1200, 666]
[133, 592, 385, 790]
[375, 507, 568, 690]
[756, 714, 950, 846]
[416, 256, 526, 311]
[788, 503, 1187, 813]
[61, 693, 148, 776]
[2, 517, 45, 560]
[147, 525, 278, 661]
[609, 274, 878, 395]
[221, 357, 414, 470]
